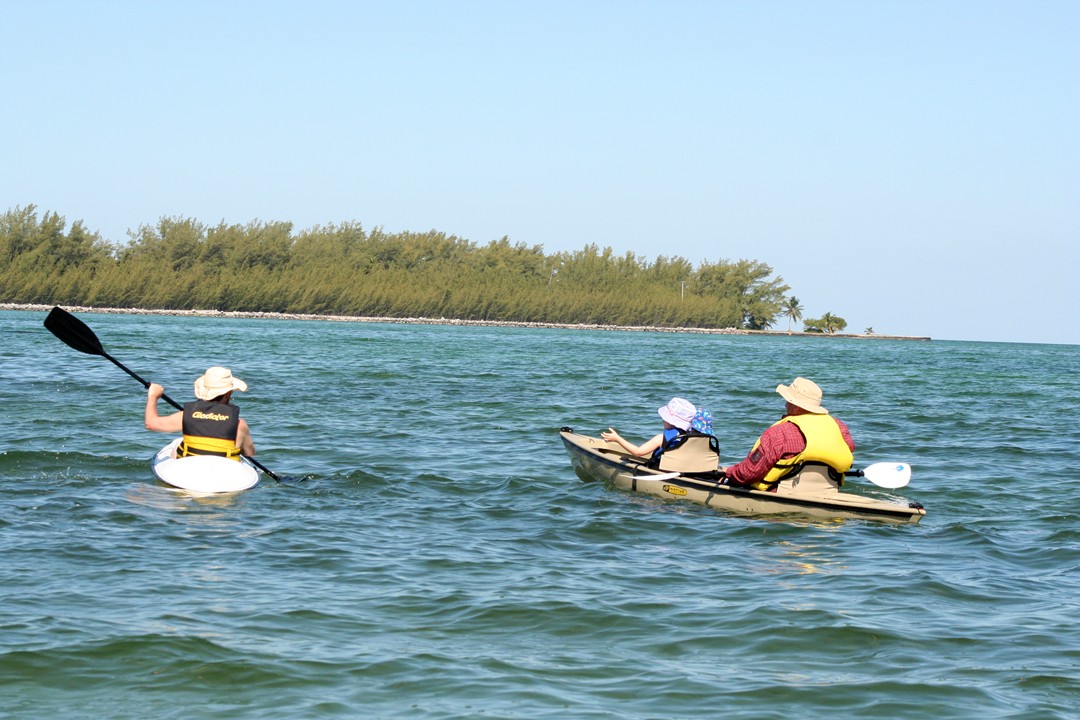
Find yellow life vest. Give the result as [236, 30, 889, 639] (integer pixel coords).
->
[177, 435, 242, 461]
[747, 413, 854, 490]
[177, 399, 243, 461]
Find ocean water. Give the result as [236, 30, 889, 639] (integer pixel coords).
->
[2, 309, 1079, 719]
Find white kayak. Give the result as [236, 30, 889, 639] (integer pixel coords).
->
[151, 438, 260, 493]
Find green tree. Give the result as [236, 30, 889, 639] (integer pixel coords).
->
[0, 205, 114, 304]
[804, 312, 848, 334]
[782, 296, 804, 332]
[3, 205, 806, 330]
[693, 258, 788, 329]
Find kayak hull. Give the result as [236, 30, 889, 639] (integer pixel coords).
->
[560, 430, 925, 524]
[151, 438, 260, 494]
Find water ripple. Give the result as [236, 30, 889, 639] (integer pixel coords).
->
[3, 311, 1080, 718]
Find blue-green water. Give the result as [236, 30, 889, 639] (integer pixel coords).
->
[2, 309, 1079, 719]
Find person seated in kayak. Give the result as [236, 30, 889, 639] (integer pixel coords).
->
[144, 366, 255, 460]
[601, 397, 697, 463]
[720, 377, 853, 490]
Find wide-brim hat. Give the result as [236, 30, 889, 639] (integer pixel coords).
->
[776, 377, 827, 414]
[194, 366, 248, 401]
[658, 397, 696, 430]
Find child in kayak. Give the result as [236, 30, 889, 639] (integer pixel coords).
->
[601, 397, 697, 463]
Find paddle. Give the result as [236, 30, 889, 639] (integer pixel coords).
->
[846, 462, 911, 489]
[43, 306, 286, 483]
[637, 462, 912, 489]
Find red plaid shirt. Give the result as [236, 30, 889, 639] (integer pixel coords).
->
[725, 415, 854, 484]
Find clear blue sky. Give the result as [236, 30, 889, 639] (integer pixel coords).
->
[3, 1, 1077, 344]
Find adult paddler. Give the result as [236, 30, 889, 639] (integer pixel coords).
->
[720, 377, 853, 490]
[145, 366, 255, 460]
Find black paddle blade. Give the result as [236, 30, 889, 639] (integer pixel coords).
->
[44, 306, 106, 356]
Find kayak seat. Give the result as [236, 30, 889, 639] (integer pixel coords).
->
[656, 434, 720, 474]
[775, 462, 842, 495]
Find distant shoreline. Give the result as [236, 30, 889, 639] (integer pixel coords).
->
[4, 303, 931, 341]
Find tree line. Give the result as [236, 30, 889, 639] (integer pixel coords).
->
[1, 205, 808, 329]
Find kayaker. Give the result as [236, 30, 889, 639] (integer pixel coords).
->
[144, 366, 255, 460]
[720, 377, 854, 490]
[601, 397, 697, 462]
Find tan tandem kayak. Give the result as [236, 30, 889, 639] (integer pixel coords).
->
[560, 429, 926, 524]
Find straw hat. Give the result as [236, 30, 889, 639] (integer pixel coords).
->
[193, 366, 248, 401]
[658, 397, 696, 430]
[776, 377, 827, 414]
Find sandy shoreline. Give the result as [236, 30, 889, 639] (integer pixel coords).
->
[4, 303, 930, 340]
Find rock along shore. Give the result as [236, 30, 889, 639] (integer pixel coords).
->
[4, 303, 930, 340]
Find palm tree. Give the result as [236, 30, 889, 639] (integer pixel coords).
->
[782, 296, 803, 333]
[820, 312, 848, 334]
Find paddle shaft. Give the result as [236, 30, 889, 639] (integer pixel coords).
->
[644, 466, 905, 490]
[44, 307, 283, 482]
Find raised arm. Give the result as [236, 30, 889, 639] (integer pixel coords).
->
[145, 383, 183, 433]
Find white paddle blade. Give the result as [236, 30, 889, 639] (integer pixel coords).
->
[862, 462, 911, 489]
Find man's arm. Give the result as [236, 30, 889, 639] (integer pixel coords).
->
[722, 422, 807, 484]
[145, 383, 183, 433]
[236, 419, 255, 457]
[835, 417, 855, 451]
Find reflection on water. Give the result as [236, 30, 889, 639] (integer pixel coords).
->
[768, 538, 846, 576]
[124, 483, 246, 514]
